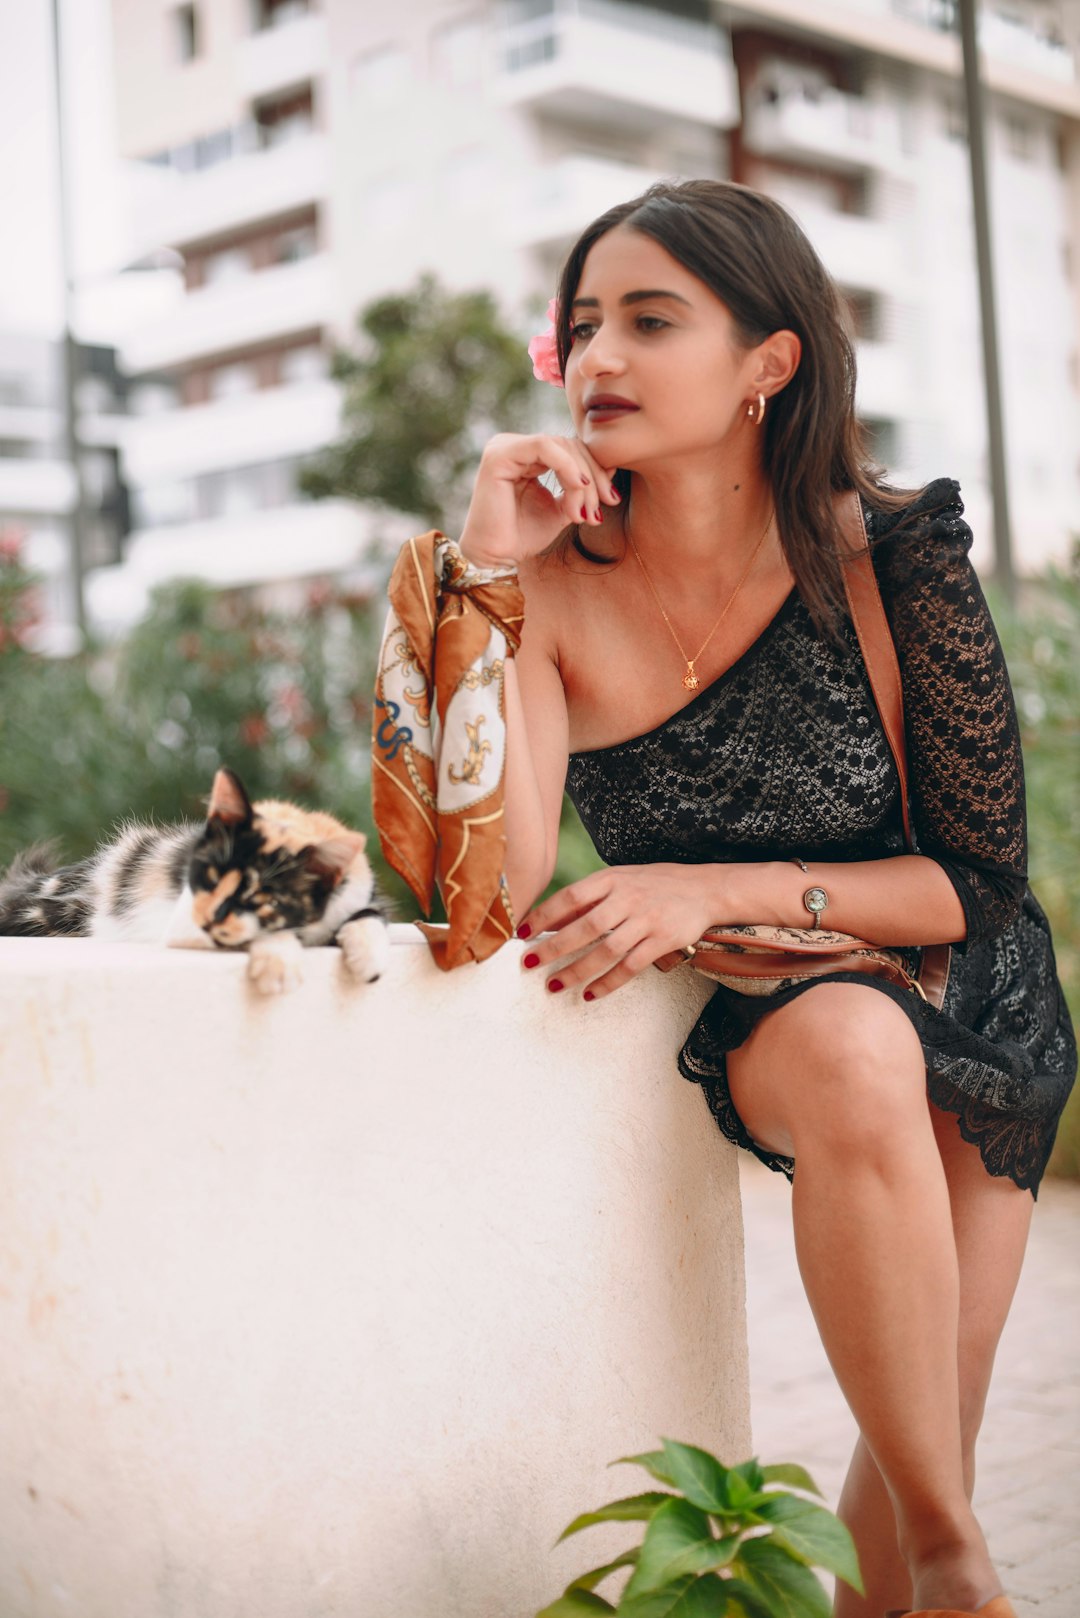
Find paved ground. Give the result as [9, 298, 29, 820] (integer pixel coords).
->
[739, 1155, 1080, 1616]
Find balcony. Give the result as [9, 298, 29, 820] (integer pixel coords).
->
[120, 253, 333, 374]
[507, 154, 667, 249]
[793, 206, 913, 298]
[238, 11, 328, 101]
[495, 0, 739, 133]
[134, 132, 330, 255]
[742, 87, 909, 177]
[85, 498, 376, 633]
[0, 457, 75, 517]
[120, 377, 341, 485]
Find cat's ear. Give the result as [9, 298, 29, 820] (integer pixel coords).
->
[206, 767, 254, 827]
[305, 832, 367, 887]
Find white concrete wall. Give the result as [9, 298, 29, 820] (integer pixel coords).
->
[0, 928, 749, 1618]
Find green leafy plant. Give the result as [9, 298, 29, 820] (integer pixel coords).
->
[538, 1439, 862, 1617]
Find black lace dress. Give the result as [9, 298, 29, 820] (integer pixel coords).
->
[565, 479, 1076, 1196]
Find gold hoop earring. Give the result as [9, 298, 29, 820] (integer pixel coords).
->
[746, 392, 766, 426]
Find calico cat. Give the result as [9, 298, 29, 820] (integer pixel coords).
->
[0, 767, 390, 995]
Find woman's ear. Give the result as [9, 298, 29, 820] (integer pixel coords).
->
[755, 328, 802, 396]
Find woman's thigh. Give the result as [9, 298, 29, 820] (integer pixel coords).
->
[725, 980, 930, 1161]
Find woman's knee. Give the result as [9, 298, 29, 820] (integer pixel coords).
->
[731, 983, 929, 1158]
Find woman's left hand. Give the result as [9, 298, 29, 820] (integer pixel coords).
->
[517, 864, 718, 1001]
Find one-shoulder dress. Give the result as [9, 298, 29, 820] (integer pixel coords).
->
[564, 479, 1076, 1196]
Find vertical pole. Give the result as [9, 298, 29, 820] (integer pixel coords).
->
[959, 0, 1016, 601]
[49, 0, 88, 639]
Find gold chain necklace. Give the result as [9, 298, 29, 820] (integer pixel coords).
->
[627, 509, 775, 690]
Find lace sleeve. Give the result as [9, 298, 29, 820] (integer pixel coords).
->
[870, 479, 1028, 949]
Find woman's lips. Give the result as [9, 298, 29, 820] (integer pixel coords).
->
[586, 403, 639, 422]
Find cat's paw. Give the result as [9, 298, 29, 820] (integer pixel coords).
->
[337, 915, 390, 983]
[247, 933, 304, 995]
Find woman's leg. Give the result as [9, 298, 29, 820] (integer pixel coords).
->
[726, 982, 1010, 1612]
[831, 1107, 1033, 1616]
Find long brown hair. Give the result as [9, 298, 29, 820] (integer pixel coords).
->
[551, 178, 927, 635]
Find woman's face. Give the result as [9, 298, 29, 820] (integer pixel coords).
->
[564, 225, 760, 471]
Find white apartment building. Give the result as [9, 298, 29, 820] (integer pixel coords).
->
[99, 0, 1080, 623]
[0, 331, 128, 652]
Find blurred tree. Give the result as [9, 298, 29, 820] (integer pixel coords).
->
[300, 273, 536, 532]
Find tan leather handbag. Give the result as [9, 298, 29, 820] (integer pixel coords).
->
[653, 490, 952, 1012]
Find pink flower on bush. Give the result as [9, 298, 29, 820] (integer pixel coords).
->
[528, 297, 564, 387]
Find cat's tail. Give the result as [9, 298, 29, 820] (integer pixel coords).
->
[0, 844, 91, 936]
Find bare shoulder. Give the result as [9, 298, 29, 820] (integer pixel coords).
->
[520, 538, 620, 669]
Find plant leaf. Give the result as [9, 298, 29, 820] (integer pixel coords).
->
[733, 1537, 832, 1618]
[536, 1591, 617, 1617]
[612, 1450, 680, 1488]
[717, 1576, 778, 1618]
[759, 1463, 823, 1498]
[658, 1438, 734, 1513]
[618, 1573, 730, 1617]
[556, 1494, 675, 1545]
[567, 1549, 640, 1593]
[622, 1497, 741, 1597]
[732, 1459, 764, 1492]
[754, 1496, 864, 1593]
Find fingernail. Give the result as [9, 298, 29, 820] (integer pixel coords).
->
[523, 952, 540, 969]
[548, 978, 564, 993]
[517, 923, 531, 939]
[581, 473, 590, 485]
[609, 486, 620, 501]
[580, 505, 588, 520]
[583, 990, 595, 1002]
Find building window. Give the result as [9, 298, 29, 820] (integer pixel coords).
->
[280, 343, 328, 384]
[173, 4, 199, 63]
[208, 361, 260, 401]
[203, 246, 253, 286]
[252, 0, 311, 30]
[254, 87, 315, 147]
[274, 222, 318, 263]
[1003, 114, 1034, 161]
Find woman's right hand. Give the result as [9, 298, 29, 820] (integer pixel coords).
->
[459, 433, 621, 568]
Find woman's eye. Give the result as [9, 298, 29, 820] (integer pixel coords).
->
[636, 316, 668, 332]
[569, 322, 595, 342]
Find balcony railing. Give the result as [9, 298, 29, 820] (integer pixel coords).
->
[496, 0, 739, 131]
[238, 10, 328, 101]
[742, 86, 909, 176]
[134, 131, 330, 254]
[507, 154, 668, 248]
[121, 253, 333, 374]
[120, 377, 341, 486]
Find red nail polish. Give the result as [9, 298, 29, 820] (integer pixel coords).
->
[523, 952, 540, 969]
[609, 487, 620, 501]
[548, 978, 564, 993]
[584, 990, 595, 1002]
[580, 505, 588, 520]
[517, 923, 531, 939]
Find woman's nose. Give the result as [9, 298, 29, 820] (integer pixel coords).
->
[581, 334, 623, 375]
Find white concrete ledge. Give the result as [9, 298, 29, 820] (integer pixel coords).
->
[0, 930, 749, 1618]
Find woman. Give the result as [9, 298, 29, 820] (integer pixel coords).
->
[455, 180, 1075, 1617]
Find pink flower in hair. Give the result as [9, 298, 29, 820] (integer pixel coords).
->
[527, 297, 564, 387]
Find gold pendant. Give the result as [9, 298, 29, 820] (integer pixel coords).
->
[683, 664, 699, 690]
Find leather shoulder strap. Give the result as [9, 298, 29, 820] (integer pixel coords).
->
[838, 490, 913, 852]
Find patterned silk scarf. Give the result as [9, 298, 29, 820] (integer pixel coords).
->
[372, 533, 524, 969]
